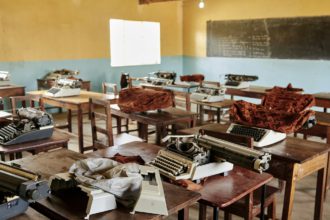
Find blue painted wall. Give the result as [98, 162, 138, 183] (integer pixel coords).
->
[0, 56, 183, 92]
[183, 56, 330, 94]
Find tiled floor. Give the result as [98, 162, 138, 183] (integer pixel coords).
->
[22, 112, 330, 219]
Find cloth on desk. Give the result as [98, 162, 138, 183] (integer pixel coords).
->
[180, 74, 204, 83]
[118, 87, 174, 113]
[109, 153, 145, 165]
[169, 179, 203, 191]
[265, 83, 304, 93]
[230, 84, 316, 134]
[69, 158, 142, 208]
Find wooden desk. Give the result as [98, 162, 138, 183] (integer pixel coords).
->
[110, 106, 197, 145]
[0, 84, 25, 110]
[198, 166, 273, 220]
[89, 142, 273, 220]
[27, 90, 117, 153]
[190, 99, 234, 124]
[11, 208, 48, 220]
[0, 129, 70, 161]
[0, 84, 25, 97]
[178, 123, 330, 220]
[225, 85, 269, 100]
[314, 93, 330, 112]
[13, 146, 201, 220]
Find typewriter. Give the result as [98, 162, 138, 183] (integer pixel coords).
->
[0, 71, 10, 86]
[149, 134, 234, 181]
[227, 123, 286, 148]
[50, 165, 167, 218]
[0, 162, 50, 219]
[224, 74, 258, 89]
[149, 132, 271, 181]
[44, 78, 82, 97]
[190, 85, 226, 102]
[140, 71, 176, 86]
[0, 108, 54, 145]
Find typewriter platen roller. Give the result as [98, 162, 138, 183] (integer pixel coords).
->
[0, 108, 54, 145]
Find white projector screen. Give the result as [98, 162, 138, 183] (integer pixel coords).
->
[110, 19, 161, 67]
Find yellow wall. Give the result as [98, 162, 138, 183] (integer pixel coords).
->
[0, 0, 182, 61]
[183, 0, 330, 57]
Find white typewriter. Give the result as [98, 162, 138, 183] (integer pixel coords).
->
[44, 78, 81, 97]
[50, 172, 116, 219]
[132, 166, 167, 216]
[149, 135, 234, 181]
[0, 71, 10, 85]
[227, 123, 286, 148]
[191, 85, 226, 102]
[224, 74, 258, 89]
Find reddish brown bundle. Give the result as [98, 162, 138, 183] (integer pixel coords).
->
[265, 83, 304, 93]
[230, 85, 316, 134]
[118, 87, 174, 113]
[180, 74, 205, 82]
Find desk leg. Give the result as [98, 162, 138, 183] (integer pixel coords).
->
[325, 127, 330, 200]
[116, 116, 122, 134]
[67, 110, 72, 133]
[282, 164, 298, 220]
[213, 207, 219, 220]
[137, 122, 148, 142]
[156, 126, 167, 145]
[260, 185, 266, 220]
[77, 107, 84, 153]
[178, 207, 189, 220]
[199, 104, 204, 124]
[314, 167, 326, 220]
[0, 154, 5, 161]
[198, 203, 207, 220]
[216, 108, 221, 123]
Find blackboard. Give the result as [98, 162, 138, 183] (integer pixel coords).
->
[207, 16, 330, 59]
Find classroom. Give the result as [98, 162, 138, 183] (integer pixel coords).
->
[0, 0, 329, 219]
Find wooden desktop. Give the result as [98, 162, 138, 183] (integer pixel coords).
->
[178, 123, 330, 220]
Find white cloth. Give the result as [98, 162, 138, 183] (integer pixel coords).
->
[69, 158, 142, 207]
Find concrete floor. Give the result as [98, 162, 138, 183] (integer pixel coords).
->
[22, 112, 330, 219]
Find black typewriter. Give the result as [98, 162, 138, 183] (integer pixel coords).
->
[0, 108, 54, 145]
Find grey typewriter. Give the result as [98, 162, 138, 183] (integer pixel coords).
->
[190, 85, 226, 102]
[224, 74, 258, 89]
[0, 71, 10, 86]
[0, 162, 50, 219]
[0, 108, 54, 145]
[149, 131, 271, 180]
[138, 71, 177, 86]
[149, 134, 234, 181]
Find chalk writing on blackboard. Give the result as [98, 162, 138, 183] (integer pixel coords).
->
[207, 16, 330, 60]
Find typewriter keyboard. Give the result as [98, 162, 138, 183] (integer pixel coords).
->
[228, 124, 266, 142]
[149, 154, 188, 177]
[0, 124, 19, 144]
[225, 81, 240, 87]
[48, 88, 61, 94]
